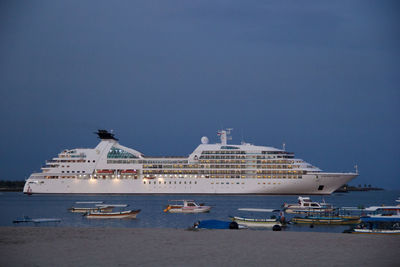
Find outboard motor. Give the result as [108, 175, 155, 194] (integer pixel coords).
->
[272, 225, 282, 231]
[229, 221, 239, 229]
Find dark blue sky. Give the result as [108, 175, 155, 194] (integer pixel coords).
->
[1, 1, 399, 188]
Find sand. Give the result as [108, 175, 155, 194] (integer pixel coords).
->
[0, 227, 399, 267]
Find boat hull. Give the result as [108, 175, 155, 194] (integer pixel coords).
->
[352, 229, 400, 234]
[24, 172, 357, 195]
[292, 217, 360, 225]
[85, 209, 140, 219]
[232, 217, 281, 227]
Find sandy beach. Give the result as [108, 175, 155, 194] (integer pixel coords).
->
[0, 227, 399, 267]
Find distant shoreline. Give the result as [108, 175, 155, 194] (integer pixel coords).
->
[334, 184, 384, 193]
[0, 181, 24, 192]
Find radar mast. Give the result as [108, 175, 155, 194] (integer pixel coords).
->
[218, 128, 233, 145]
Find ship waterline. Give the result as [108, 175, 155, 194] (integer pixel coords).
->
[24, 129, 357, 195]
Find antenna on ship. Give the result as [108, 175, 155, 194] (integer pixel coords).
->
[354, 164, 358, 174]
[218, 128, 233, 145]
[282, 142, 286, 151]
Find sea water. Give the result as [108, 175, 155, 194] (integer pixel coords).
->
[1, 190, 399, 233]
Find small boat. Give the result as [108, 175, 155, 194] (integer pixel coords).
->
[231, 216, 282, 228]
[363, 206, 400, 219]
[85, 209, 141, 219]
[193, 220, 247, 230]
[283, 196, 334, 214]
[231, 208, 284, 228]
[291, 215, 360, 225]
[121, 169, 137, 174]
[69, 203, 128, 213]
[346, 217, 400, 234]
[13, 216, 61, 223]
[96, 169, 114, 174]
[68, 206, 113, 213]
[164, 200, 211, 213]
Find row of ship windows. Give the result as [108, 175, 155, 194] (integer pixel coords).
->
[143, 161, 298, 167]
[106, 160, 188, 164]
[105, 159, 303, 165]
[199, 155, 295, 160]
[143, 181, 284, 186]
[54, 160, 95, 163]
[44, 175, 302, 179]
[144, 181, 198, 185]
[143, 170, 306, 174]
[199, 156, 299, 162]
[143, 165, 301, 169]
[201, 150, 292, 155]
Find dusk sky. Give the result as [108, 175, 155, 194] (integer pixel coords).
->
[1, 1, 399, 189]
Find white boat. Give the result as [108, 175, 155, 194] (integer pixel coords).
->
[363, 206, 400, 219]
[85, 209, 141, 219]
[23, 129, 358, 195]
[231, 208, 283, 228]
[231, 216, 282, 228]
[164, 200, 211, 213]
[68, 203, 128, 213]
[350, 217, 400, 235]
[68, 206, 113, 213]
[283, 196, 334, 214]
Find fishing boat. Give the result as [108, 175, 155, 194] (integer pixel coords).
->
[291, 214, 360, 225]
[348, 217, 400, 234]
[164, 200, 211, 213]
[231, 208, 284, 228]
[68, 206, 113, 213]
[363, 206, 400, 219]
[13, 216, 61, 223]
[68, 203, 128, 213]
[283, 196, 334, 214]
[231, 217, 282, 228]
[85, 209, 141, 219]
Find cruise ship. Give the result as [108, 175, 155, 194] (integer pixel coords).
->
[23, 129, 358, 195]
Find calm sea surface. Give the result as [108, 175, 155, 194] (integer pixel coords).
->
[1, 190, 399, 233]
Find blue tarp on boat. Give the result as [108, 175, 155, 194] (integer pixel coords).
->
[196, 220, 238, 229]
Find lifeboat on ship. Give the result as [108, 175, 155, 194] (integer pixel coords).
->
[121, 169, 137, 174]
[96, 170, 114, 174]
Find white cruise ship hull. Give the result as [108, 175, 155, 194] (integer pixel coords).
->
[23, 129, 359, 195]
[24, 172, 357, 195]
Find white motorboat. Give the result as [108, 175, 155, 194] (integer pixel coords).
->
[283, 196, 334, 214]
[164, 200, 211, 213]
[85, 209, 141, 219]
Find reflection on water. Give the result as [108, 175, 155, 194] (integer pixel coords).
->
[1, 190, 399, 233]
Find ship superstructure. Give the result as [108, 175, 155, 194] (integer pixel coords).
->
[24, 129, 357, 194]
